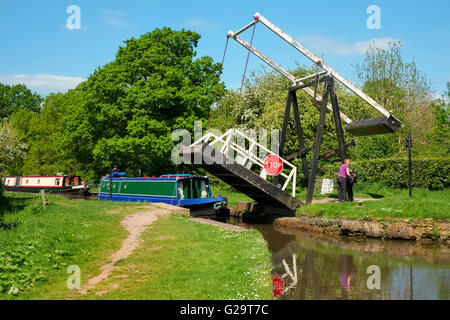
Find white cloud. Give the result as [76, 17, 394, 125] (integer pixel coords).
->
[298, 35, 401, 56]
[99, 9, 135, 27]
[186, 18, 216, 31]
[0, 74, 86, 92]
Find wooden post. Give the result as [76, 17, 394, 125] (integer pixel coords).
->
[40, 189, 47, 210]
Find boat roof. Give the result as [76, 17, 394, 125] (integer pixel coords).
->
[101, 174, 209, 181]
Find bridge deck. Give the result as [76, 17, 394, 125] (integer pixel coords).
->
[180, 144, 302, 216]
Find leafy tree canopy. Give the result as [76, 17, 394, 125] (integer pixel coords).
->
[0, 84, 42, 119]
[61, 27, 224, 178]
[0, 120, 27, 174]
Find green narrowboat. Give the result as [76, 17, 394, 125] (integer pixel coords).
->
[98, 174, 229, 215]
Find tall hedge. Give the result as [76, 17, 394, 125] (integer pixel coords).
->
[318, 158, 449, 190]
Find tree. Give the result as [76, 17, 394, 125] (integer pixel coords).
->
[353, 41, 435, 157]
[0, 83, 42, 119]
[0, 121, 27, 174]
[61, 28, 224, 178]
[19, 92, 82, 175]
[427, 82, 450, 156]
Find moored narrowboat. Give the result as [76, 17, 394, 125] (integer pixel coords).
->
[98, 174, 229, 216]
[1, 175, 89, 195]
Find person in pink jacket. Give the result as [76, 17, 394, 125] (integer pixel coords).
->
[337, 159, 353, 202]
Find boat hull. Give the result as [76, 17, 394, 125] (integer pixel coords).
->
[4, 186, 89, 196]
[97, 192, 228, 216]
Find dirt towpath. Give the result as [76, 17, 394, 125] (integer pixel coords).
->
[80, 204, 174, 295]
[311, 197, 379, 204]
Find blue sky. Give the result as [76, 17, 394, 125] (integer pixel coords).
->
[0, 0, 448, 97]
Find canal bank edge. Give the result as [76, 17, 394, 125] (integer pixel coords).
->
[274, 216, 450, 242]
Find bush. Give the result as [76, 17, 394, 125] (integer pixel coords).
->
[0, 180, 4, 219]
[318, 158, 449, 190]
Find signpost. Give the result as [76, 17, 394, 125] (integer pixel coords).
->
[264, 154, 283, 176]
[405, 133, 413, 197]
[321, 179, 334, 195]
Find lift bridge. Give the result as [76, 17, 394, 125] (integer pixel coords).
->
[181, 12, 401, 216]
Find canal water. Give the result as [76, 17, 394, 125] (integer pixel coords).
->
[213, 216, 450, 300]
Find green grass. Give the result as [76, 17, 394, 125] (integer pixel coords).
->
[297, 188, 450, 220]
[0, 193, 143, 299]
[0, 192, 272, 300]
[211, 186, 252, 208]
[213, 182, 450, 221]
[79, 213, 273, 300]
[294, 181, 396, 201]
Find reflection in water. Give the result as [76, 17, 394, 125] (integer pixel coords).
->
[338, 254, 357, 299]
[214, 216, 450, 300]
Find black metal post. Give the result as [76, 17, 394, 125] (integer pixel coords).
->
[275, 91, 293, 187]
[279, 91, 293, 157]
[306, 77, 331, 204]
[329, 80, 347, 162]
[291, 90, 310, 182]
[405, 133, 413, 197]
[409, 147, 412, 197]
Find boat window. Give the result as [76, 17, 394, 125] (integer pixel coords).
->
[200, 180, 208, 198]
[192, 180, 198, 199]
[26, 179, 29, 184]
[178, 183, 184, 200]
[37, 179, 40, 184]
[179, 180, 190, 199]
[189, 179, 209, 199]
[55, 179, 60, 186]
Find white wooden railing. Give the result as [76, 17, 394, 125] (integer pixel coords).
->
[189, 128, 297, 197]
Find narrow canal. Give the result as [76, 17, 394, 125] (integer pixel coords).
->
[212, 216, 450, 300]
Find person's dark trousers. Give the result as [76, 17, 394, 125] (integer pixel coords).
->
[337, 177, 347, 202]
[346, 179, 354, 202]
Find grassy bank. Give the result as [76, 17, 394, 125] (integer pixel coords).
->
[0, 193, 134, 299]
[213, 183, 450, 221]
[297, 188, 450, 221]
[0, 193, 272, 300]
[79, 213, 272, 300]
[211, 185, 252, 208]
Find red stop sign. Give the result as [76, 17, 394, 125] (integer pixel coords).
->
[264, 154, 283, 176]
